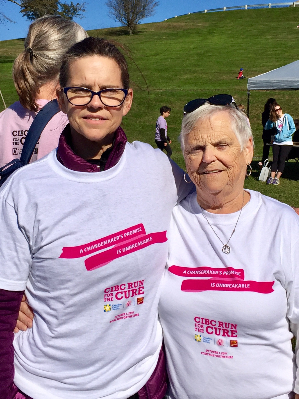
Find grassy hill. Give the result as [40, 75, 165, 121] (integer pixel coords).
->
[1, 6, 299, 205]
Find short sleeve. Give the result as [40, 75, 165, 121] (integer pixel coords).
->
[0, 194, 31, 291]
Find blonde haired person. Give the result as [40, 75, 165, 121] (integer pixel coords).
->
[0, 15, 87, 168]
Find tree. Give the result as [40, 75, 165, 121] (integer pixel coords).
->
[7, 0, 85, 21]
[106, 0, 158, 35]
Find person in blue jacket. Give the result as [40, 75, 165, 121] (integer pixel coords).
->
[264, 103, 295, 185]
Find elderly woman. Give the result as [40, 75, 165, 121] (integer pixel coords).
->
[159, 95, 299, 399]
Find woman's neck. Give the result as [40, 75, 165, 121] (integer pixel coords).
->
[36, 80, 59, 101]
[197, 190, 250, 214]
[70, 127, 115, 160]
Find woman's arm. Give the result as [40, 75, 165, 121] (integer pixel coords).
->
[286, 114, 296, 135]
[287, 225, 299, 397]
[0, 289, 23, 399]
[264, 119, 275, 130]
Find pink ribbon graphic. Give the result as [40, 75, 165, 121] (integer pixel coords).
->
[85, 231, 167, 271]
[181, 279, 274, 294]
[60, 224, 146, 259]
[169, 266, 244, 280]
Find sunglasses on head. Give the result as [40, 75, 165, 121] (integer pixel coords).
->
[183, 94, 237, 114]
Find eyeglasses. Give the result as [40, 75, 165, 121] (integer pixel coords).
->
[63, 87, 128, 107]
[274, 107, 282, 112]
[183, 94, 237, 114]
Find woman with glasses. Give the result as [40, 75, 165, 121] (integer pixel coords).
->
[0, 16, 87, 168]
[0, 37, 191, 398]
[159, 95, 299, 399]
[264, 103, 295, 185]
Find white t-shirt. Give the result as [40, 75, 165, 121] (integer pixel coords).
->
[0, 142, 190, 399]
[159, 190, 299, 399]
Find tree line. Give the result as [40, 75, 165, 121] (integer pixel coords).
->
[1, 0, 158, 35]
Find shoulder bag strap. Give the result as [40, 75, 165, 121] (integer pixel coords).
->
[20, 99, 60, 165]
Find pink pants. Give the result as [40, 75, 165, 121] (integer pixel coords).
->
[13, 385, 32, 399]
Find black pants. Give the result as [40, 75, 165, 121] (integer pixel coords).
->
[262, 139, 271, 163]
[155, 140, 172, 157]
[271, 144, 292, 174]
[262, 130, 272, 163]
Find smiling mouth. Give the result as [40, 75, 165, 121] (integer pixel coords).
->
[84, 116, 106, 121]
[201, 170, 223, 174]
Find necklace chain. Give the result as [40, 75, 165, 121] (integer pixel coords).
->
[200, 192, 245, 255]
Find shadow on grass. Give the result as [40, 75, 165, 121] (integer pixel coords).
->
[251, 160, 299, 182]
[283, 161, 299, 181]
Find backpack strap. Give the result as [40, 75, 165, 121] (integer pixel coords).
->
[0, 100, 60, 186]
[20, 99, 60, 164]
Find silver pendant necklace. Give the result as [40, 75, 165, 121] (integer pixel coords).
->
[200, 192, 245, 255]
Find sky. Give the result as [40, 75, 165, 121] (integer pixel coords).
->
[0, 0, 283, 41]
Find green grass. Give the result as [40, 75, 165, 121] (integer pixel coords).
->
[1, 7, 299, 205]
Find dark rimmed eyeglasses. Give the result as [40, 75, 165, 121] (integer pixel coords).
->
[183, 94, 237, 115]
[63, 87, 128, 107]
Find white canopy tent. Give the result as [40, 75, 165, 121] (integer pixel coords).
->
[246, 60, 299, 115]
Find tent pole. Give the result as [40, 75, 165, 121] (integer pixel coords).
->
[0, 89, 6, 109]
[247, 90, 250, 118]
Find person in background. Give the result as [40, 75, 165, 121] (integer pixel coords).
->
[0, 37, 191, 399]
[264, 103, 295, 185]
[159, 95, 299, 399]
[0, 15, 87, 168]
[259, 97, 277, 167]
[155, 106, 172, 157]
[236, 68, 245, 79]
[292, 119, 299, 143]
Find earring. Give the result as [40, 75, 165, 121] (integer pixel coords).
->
[184, 173, 192, 183]
[246, 164, 252, 177]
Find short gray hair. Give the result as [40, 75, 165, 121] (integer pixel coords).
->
[179, 103, 253, 152]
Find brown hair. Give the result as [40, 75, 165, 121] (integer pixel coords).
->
[13, 15, 87, 112]
[269, 103, 281, 122]
[59, 37, 130, 89]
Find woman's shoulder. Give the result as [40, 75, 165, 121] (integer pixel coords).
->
[129, 140, 168, 160]
[284, 113, 294, 121]
[250, 190, 298, 219]
[174, 191, 197, 214]
[0, 101, 32, 120]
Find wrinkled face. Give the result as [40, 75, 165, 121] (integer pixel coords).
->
[184, 111, 253, 202]
[58, 55, 133, 147]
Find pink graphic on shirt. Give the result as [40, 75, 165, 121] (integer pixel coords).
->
[59, 224, 146, 259]
[85, 231, 167, 271]
[169, 265, 244, 280]
[181, 279, 274, 294]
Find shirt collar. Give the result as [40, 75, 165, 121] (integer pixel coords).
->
[56, 124, 127, 172]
